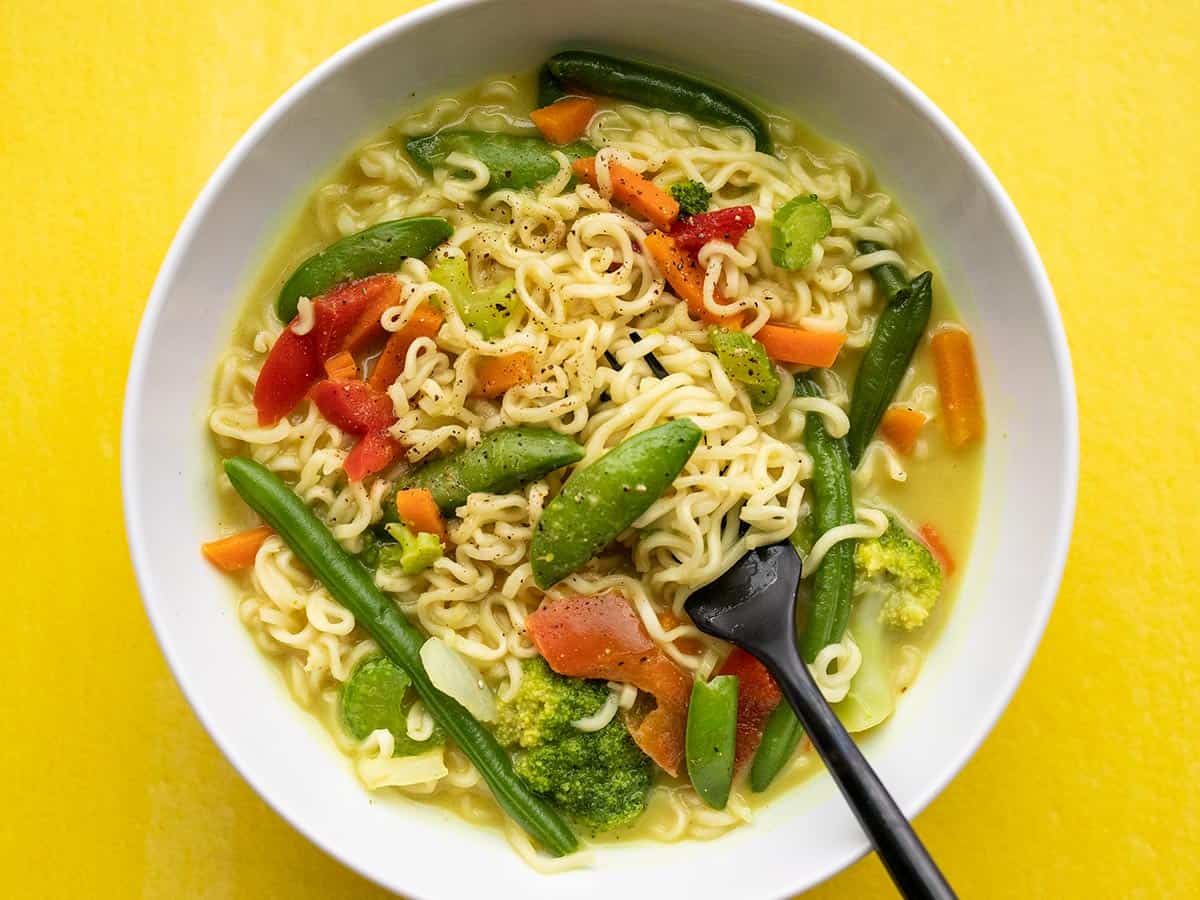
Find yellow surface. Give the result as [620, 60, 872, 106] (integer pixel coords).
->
[1, 1, 1197, 896]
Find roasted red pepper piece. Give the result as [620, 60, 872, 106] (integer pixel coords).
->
[309, 379, 402, 480]
[253, 275, 400, 426]
[717, 647, 783, 769]
[668, 205, 756, 255]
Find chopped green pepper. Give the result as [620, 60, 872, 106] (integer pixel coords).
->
[341, 656, 445, 755]
[770, 195, 832, 270]
[430, 256, 520, 340]
[709, 327, 780, 410]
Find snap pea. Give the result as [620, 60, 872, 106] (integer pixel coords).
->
[223, 457, 578, 857]
[793, 377, 856, 662]
[536, 65, 569, 107]
[276, 216, 452, 322]
[685, 675, 739, 810]
[385, 427, 585, 520]
[845, 241, 934, 467]
[531, 418, 702, 589]
[543, 51, 773, 153]
[749, 700, 805, 792]
[405, 130, 594, 191]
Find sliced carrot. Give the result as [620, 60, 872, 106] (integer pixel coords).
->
[472, 351, 534, 399]
[530, 96, 597, 145]
[930, 327, 984, 448]
[643, 230, 745, 327]
[573, 157, 680, 229]
[367, 303, 444, 391]
[918, 524, 956, 577]
[201, 526, 273, 572]
[323, 350, 358, 382]
[340, 275, 404, 353]
[394, 488, 446, 541]
[880, 406, 927, 455]
[754, 322, 846, 367]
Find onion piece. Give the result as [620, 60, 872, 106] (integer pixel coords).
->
[420, 637, 497, 722]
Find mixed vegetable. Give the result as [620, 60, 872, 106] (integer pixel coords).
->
[203, 49, 987, 856]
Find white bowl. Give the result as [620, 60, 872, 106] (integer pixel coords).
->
[122, 1, 1077, 896]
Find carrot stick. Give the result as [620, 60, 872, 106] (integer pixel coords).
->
[930, 327, 984, 448]
[530, 96, 597, 144]
[323, 351, 358, 382]
[341, 275, 404, 352]
[472, 352, 534, 399]
[573, 158, 680, 229]
[880, 406, 927, 455]
[393, 488, 446, 541]
[367, 303, 443, 390]
[643, 230, 745, 327]
[202, 526, 273, 572]
[918, 524, 956, 577]
[754, 322, 846, 367]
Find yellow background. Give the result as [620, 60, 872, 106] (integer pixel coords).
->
[2, 1, 1197, 896]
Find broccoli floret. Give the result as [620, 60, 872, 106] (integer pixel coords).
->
[381, 523, 443, 575]
[670, 179, 711, 216]
[514, 718, 653, 831]
[855, 517, 943, 630]
[494, 658, 609, 748]
[496, 658, 652, 831]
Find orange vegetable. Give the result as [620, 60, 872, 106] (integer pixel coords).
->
[919, 524, 956, 577]
[643, 230, 745, 327]
[530, 96, 597, 144]
[930, 327, 984, 448]
[880, 406, 927, 455]
[573, 157, 680, 229]
[323, 351, 358, 382]
[393, 488, 446, 541]
[201, 526, 273, 572]
[754, 322, 846, 367]
[341, 275, 405, 353]
[367, 303, 444, 390]
[472, 351, 534, 399]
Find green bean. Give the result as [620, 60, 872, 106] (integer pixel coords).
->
[276, 217, 451, 322]
[793, 377, 856, 662]
[685, 675, 739, 810]
[384, 427, 585, 520]
[223, 457, 578, 857]
[531, 418, 702, 589]
[749, 701, 805, 792]
[845, 241, 934, 467]
[543, 51, 773, 152]
[405, 131, 593, 190]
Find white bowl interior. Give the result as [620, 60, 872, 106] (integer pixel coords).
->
[123, 1, 1076, 897]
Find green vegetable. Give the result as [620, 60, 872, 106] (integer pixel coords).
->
[405, 130, 594, 191]
[793, 378, 856, 662]
[380, 523, 443, 575]
[276, 217, 452, 322]
[845, 241, 934, 467]
[356, 529, 386, 569]
[513, 717, 653, 832]
[536, 65, 569, 107]
[670, 179, 712, 216]
[685, 675, 739, 810]
[341, 656, 444, 755]
[789, 513, 814, 558]
[495, 657, 609, 749]
[543, 51, 773, 153]
[709, 327, 780, 410]
[749, 701, 804, 792]
[385, 426, 585, 520]
[429, 255, 518, 340]
[833, 588, 895, 733]
[770, 195, 831, 270]
[222, 457, 578, 857]
[855, 517, 942, 630]
[531, 419, 703, 589]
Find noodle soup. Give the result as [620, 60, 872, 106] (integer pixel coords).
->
[205, 56, 983, 869]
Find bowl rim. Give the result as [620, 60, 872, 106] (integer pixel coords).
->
[121, 0, 1079, 895]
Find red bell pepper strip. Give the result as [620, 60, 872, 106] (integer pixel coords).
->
[717, 647, 782, 769]
[527, 592, 692, 776]
[669, 205, 756, 255]
[253, 275, 400, 426]
[309, 379, 403, 481]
